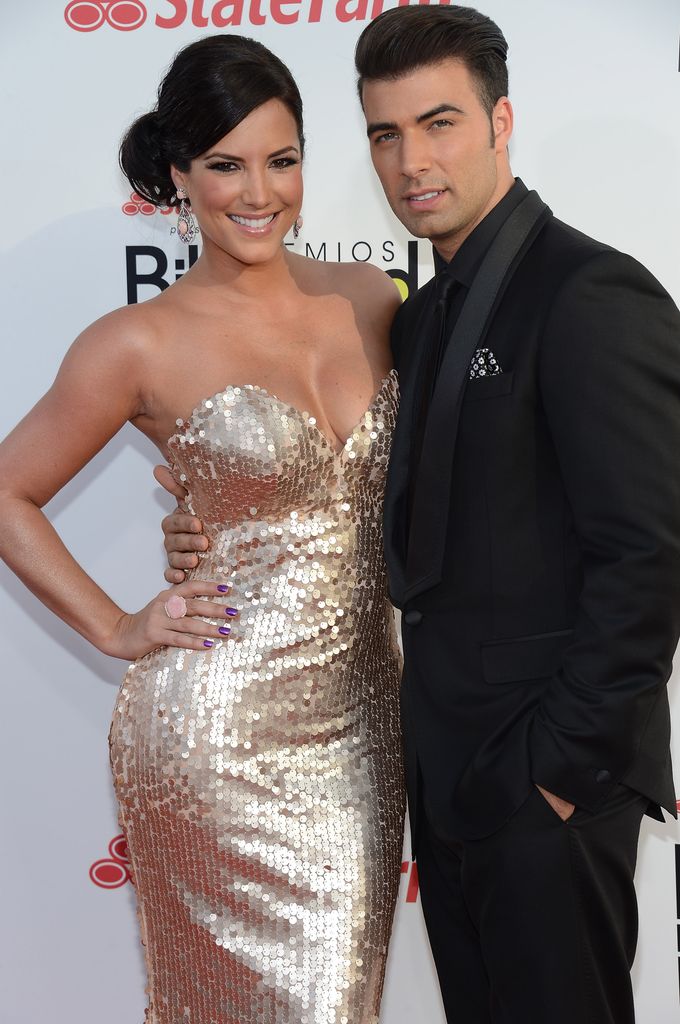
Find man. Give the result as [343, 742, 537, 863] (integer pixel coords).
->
[159, 6, 680, 1021]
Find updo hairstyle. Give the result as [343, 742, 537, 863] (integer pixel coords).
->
[120, 34, 305, 208]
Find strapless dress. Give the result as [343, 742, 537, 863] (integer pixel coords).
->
[109, 371, 406, 1024]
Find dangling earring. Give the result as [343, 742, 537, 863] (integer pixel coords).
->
[293, 216, 303, 240]
[176, 186, 199, 245]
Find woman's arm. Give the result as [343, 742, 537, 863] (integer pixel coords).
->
[0, 311, 231, 659]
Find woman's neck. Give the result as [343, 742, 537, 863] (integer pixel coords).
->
[181, 239, 298, 303]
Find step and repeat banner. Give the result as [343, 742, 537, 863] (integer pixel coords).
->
[1, 1, 679, 1021]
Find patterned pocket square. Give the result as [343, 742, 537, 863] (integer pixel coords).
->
[469, 348, 502, 379]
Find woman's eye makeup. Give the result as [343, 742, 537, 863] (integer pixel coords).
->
[204, 155, 299, 173]
[207, 161, 239, 173]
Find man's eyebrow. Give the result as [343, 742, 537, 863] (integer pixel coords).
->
[416, 103, 465, 123]
[366, 121, 398, 138]
[367, 103, 466, 137]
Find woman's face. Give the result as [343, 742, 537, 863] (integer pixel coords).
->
[172, 98, 303, 266]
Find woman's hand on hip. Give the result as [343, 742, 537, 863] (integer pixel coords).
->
[104, 580, 237, 660]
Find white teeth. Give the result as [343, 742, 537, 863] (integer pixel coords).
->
[410, 191, 441, 202]
[230, 214, 276, 228]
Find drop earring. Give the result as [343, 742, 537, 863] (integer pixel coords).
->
[176, 186, 199, 245]
[293, 216, 303, 240]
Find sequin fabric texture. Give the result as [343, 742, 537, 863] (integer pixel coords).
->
[110, 371, 405, 1024]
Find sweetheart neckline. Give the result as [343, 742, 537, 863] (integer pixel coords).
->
[166, 369, 398, 457]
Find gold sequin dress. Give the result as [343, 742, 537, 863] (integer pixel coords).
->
[110, 371, 405, 1024]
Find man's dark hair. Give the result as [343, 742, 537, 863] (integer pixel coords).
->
[355, 5, 509, 120]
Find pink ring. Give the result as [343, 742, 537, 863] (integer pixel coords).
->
[164, 594, 187, 620]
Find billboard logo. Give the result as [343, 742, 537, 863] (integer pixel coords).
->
[65, 1, 147, 31]
[89, 833, 133, 888]
[125, 239, 421, 304]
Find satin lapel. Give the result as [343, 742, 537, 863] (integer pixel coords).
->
[404, 191, 551, 603]
[383, 294, 439, 608]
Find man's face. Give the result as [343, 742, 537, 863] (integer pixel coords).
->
[362, 59, 513, 260]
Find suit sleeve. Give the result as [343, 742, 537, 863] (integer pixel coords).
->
[530, 250, 680, 811]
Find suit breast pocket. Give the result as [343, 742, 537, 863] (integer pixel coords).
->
[481, 628, 574, 685]
[464, 371, 514, 402]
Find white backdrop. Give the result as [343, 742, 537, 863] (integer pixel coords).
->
[1, 1, 679, 1021]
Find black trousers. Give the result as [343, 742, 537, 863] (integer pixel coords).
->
[416, 783, 648, 1024]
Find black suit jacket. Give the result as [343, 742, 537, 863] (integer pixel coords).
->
[386, 195, 680, 842]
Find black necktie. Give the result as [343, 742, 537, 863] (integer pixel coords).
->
[407, 273, 457, 528]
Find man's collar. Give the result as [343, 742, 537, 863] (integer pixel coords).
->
[433, 178, 528, 285]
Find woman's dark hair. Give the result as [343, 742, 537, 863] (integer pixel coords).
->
[120, 34, 304, 207]
[355, 5, 508, 122]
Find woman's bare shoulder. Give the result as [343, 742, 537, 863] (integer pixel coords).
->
[67, 295, 167, 366]
[294, 253, 402, 319]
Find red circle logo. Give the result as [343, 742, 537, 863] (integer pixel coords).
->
[65, 1, 147, 32]
[89, 833, 133, 888]
[109, 834, 130, 862]
[122, 192, 157, 216]
[89, 858, 131, 889]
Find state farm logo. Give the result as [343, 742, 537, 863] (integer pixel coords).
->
[65, 0, 429, 31]
[89, 833, 133, 888]
[65, 1, 147, 31]
[122, 191, 173, 217]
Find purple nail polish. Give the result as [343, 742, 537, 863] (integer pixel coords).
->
[203, 639, 214, 648]
[218, 626, 231, 636]
[225, 607, 238, 616]
[216, 585, 229, 593]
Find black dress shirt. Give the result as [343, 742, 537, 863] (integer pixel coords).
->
[407, 178, 528, 526]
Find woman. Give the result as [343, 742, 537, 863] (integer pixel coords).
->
[0, 35, 404, 1024]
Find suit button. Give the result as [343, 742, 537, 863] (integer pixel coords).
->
[595, 769, 611, 784]
[404, 610, 423, 626]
